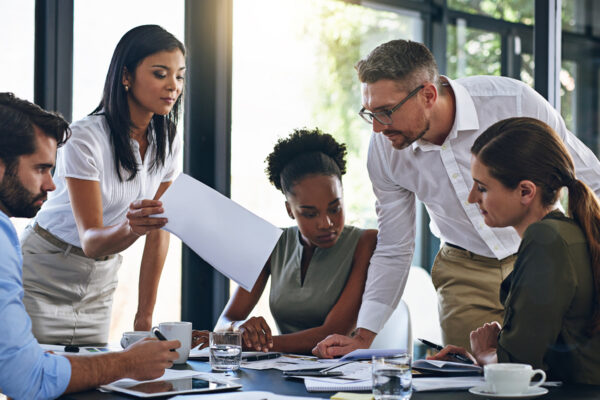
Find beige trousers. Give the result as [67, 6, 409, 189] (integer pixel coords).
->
[431, 244, 516, 350]
[20, 225, 122, 345]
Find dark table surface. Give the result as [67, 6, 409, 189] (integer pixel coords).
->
[60, 360, 600, 399]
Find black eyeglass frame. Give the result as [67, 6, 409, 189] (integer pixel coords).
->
[358, 84, 425, 125]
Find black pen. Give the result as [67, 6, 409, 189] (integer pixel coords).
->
[153, 328, 176, 352]
[418, 338, 473, 364]
[243, 352, 282, 362]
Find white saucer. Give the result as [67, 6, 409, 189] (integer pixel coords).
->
[469, 385, 549, 398]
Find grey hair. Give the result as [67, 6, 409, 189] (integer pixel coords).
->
[355, 40, 440, 91]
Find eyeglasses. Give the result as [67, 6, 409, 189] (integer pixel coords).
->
[358, 84, 425, 125]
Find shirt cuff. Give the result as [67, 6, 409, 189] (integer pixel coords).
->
[356, 299, 395, 334]
[48, 353, 72, 397]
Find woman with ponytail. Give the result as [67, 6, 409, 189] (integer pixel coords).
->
[431, 117, 600, 383]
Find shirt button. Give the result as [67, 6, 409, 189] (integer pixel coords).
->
[494, 245, 499, 250]
[442, 144, 447, 150]
[452, 173, 458, 179]
[464, 201, 469, 206]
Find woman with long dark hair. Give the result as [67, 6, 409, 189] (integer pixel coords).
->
[20, 25, 185, 345]
[432, 117, 600, 383]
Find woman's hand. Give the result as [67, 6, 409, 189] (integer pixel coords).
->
[133, 311, 152, 331]
[427, 344, 477, 364]
[469, 321, 501, 366]
[234, 317, 273, 352]
[126, 199, 168, 237]
[192, 330, 210, 349]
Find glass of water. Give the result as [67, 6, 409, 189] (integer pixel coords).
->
[372, 353, 412, 400]
[209, 331, 242, 372]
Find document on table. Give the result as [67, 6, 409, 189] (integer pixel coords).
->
[158, 173, 282, 291]
[40, 343, 121, 355]
[171, 390, 327, 399]
[412, 376, 485, 392]
[101, 369, 203, 388]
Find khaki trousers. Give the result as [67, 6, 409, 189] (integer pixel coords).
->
[20, 225, 122, 345]
[431, 244, 516, 350]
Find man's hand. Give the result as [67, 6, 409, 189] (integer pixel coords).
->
[235, 317, 273, 352]
[469, 321, 501, 366]
[427, 344, 477, 364]
[123, 338, 181, 381]
[312, 328, 376, 359]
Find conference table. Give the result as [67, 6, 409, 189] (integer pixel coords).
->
[60, 360, 600, 399]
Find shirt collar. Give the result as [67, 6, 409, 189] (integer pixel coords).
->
[411, 76, 480, 152]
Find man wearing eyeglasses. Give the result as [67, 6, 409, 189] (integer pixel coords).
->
[312, 39, 600, 357]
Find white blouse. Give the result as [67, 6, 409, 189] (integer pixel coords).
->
[35, 114, 181, 247]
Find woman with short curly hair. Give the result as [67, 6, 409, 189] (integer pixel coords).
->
[211, 128, 377, 354]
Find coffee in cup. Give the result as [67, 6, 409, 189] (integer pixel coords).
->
[120, 331, 153, 348]
[484, 363, 546, 395]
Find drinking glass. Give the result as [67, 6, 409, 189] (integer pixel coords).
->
[372, 353, 412, 400]
[209, 331, 242, 372]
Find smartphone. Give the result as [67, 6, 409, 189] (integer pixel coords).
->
[283, 370, 344, 377]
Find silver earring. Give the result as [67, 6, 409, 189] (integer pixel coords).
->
[124, 84, 129, 92]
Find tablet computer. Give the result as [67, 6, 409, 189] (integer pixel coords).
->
[101, 376, 242, 398]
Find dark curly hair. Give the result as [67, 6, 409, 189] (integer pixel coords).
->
[265, 128, 347, 194]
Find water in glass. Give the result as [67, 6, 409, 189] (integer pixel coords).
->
[210, 344, 242, 371]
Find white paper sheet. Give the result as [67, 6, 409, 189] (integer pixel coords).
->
[102, 369, 203, 386]
[172, 391, 327, 399]
[412, 376, 485, 392]
[158, 173, 282, 291]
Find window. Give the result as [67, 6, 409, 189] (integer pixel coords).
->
[0, 0, 35, 236]
[448, 0, 534, 25]
[73, 0, 185, 342]
[230, 0, 423, 330]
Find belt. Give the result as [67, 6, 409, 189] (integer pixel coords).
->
[445, 242, 467, 251]
[33, 223, 114, 261]
[445, 242, 517, 260]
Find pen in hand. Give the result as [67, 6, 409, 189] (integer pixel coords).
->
[418, 338, 474, 364]
[153, 328, 176, 352]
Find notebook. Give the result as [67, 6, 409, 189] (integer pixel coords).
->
[337, 348, 407, 361]
[304, 378, 372, 392]
[412, 359, 482, 376]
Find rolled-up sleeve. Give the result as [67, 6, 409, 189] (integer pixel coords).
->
[356, 134, 416, 333]
[0, 216, 71, 399]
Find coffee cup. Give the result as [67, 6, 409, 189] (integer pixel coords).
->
[153, 321, 192, 364]
[120, 331, 153, 348]
[484, 363, 546, 395]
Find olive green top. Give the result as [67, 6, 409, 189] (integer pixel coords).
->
[497, 211, 600, 384]
[269, 225, 363, 334]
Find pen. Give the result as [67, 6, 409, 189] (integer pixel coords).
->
[153, 328, 176, 352]
[243, 352, 282, 362]
[418, 338, 474, 364]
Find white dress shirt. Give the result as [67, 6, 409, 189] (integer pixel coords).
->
[35, 114, 181, 247]
[358, 75, 600, 333]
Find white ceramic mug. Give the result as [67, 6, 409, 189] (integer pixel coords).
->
[154, 321, 192, 364]
[484, 363, 546, 395]
[120, 331, 153, 349]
